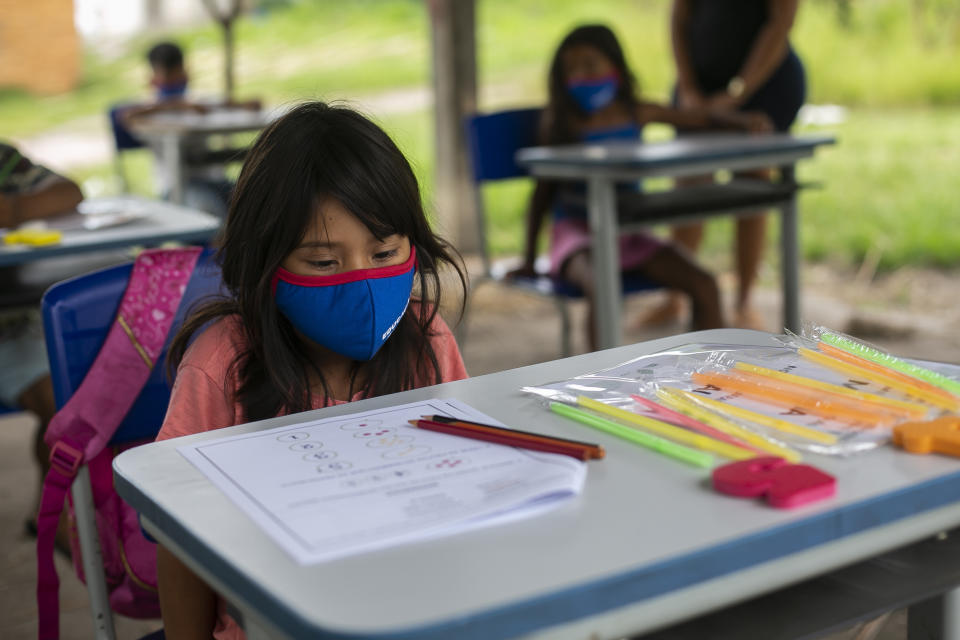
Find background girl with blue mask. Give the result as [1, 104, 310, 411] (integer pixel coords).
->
[510, 24, 773, 350]
[155, 102, 468, 639]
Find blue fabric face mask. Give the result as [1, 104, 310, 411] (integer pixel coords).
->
[567, 74, 620, 113]
[155, 80, 188, 100]
[272, 247, 417, 361]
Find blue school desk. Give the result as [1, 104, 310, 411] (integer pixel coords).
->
[113, 329, 960, 640]
[516, 133, 835, 350]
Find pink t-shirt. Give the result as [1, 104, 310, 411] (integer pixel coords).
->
[156, 310, 468, 640]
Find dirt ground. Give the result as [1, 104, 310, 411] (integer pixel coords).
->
[461, 259, 960, 375]
[2, 259, 958, 639]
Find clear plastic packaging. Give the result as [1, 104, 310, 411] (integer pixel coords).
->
[800, 324, 960, 396]
[521, 339, 953, 456]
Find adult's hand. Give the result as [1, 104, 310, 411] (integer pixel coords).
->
[705, 107, 773, 134]
[677, 84, 706, 110]
[704, 91, 742, 112]
[742, 111, 774, 134]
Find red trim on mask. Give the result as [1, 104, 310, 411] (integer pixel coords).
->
[566, 71, 621, 88]
[271, 246, 416, 293]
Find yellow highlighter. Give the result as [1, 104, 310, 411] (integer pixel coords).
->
[656, 388, 803, 463]
[576, 395, 756, 461]
[4, 228, 63, 246]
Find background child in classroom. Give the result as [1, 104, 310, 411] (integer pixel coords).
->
[154, 101, 468, 639]
[0, 142, 82, 550]
[509, 24, 772, 350]
[118, 41, 260, 219]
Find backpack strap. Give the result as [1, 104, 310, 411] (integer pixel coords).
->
[36, 247, 203, 640]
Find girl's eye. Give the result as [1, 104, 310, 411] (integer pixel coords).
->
[308, 259, 337, 270]
[373, 248, 398, 262]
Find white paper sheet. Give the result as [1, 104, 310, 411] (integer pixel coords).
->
[179, 398, 586, 564]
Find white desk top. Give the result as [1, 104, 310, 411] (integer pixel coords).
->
[128, 108, 277, 137]
[517, 132, 835, 179]
[114, 329, 960, 639]
[0, 196, 219, 267]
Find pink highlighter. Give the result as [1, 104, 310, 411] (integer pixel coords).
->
[630, 394, 765, 454]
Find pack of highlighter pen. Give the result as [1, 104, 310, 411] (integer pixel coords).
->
[793, 323, 960, 400]
[522, 335, 960, 458]
[645, 349, 938, 457]
[519, 343, 873, 457]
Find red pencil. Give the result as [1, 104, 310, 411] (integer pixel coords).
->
[409, 419, 599, 461]
[421, 415, 604, 456]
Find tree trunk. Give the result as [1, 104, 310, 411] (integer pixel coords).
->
[223, 20, 234, 102]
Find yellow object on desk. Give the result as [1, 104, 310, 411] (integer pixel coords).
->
[4, 228, 63, 246]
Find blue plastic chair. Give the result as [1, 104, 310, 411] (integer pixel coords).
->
[108, 104, 146, 193]
[464, 108, 656, 356]
[41, 248, 223, 640]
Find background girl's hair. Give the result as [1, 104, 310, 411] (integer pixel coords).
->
[542, 24, 639, 145]
[168, 101, 467, 422]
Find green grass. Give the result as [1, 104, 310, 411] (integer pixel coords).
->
[794, 108, 960, 270]
[4, 0, 959, 137]
[476, 107, 960, 272]
[2, 0, 959, 270]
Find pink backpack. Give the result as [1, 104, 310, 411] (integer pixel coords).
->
[36, 247, 204, 639]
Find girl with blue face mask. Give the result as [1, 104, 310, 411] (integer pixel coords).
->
[156, 102, 468, 639]
[511, 24, 772, 350]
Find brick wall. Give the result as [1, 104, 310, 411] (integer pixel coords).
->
[0, 0, 79, 94]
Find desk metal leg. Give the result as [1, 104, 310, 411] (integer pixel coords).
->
[73, 466, 117, 640]
[161, 134, 185, 204]
[586, 177, 622, 350]
[909, 587, 960, 639]
[780, 190, 800, 334]
[947, 588, 960, 639]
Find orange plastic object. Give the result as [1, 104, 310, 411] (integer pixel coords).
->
[691, 371, 897, 427]
[892, 417, 960, 456]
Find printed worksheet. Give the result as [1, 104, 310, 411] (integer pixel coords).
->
[179, 399, 586, 564]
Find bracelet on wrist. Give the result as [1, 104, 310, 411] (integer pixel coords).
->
[726, 76, 747, 100]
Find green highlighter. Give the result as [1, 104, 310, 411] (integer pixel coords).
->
[549, 401, 713, 469]
[821, 332, 960, 396]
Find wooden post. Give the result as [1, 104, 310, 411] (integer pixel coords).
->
[428, 0, 479, 252]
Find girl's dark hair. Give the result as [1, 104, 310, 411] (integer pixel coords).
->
[147, 41, 184, 71]
[168, 101, 466, 422]
[542, 24, 640, 145]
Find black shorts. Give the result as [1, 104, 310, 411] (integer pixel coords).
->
[673, 49, 807, 132]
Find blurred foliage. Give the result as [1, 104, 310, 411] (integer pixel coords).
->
[1, 0, 958, 270]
